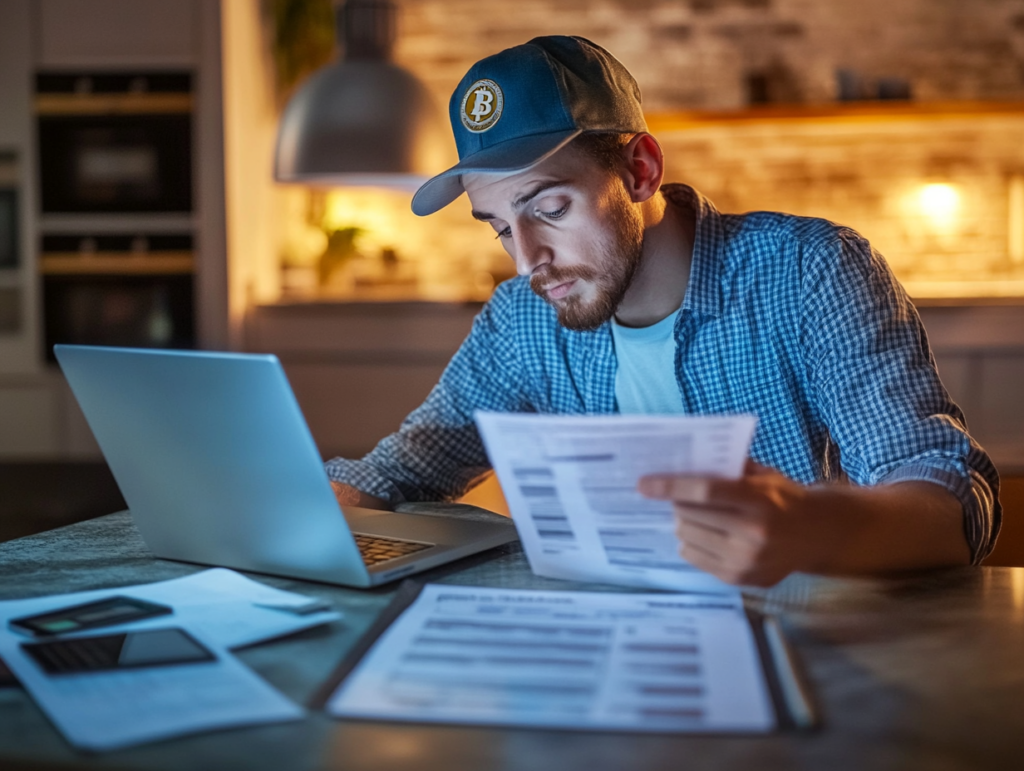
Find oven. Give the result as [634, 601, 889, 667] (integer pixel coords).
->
[36, 72, 192, 213]
[40, 233, 195, 358]
[36, 71, 197, 357]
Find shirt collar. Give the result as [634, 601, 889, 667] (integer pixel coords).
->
[661, 183, 724, 319]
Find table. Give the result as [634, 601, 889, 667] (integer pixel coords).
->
[2, 509, 1024, 771]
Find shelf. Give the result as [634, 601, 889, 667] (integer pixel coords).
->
[40, 252, 194, 275]
[645, 100, 1024, 131]
[34, 93, 192, 115]
[38, 214, 196, 233]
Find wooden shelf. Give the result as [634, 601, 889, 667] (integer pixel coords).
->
[40, 252, 194, 275]
[645, 100, 1024, 131]
[35, 93, 192, 115]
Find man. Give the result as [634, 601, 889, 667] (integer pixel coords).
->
[326, 36, 999, 586]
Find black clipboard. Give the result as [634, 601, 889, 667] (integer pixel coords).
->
[312, 581, 819, 732]
[746, 609, 819, 731]
[311, 580, 425, 710]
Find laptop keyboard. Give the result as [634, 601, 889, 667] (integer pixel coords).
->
[353, 533, 433, 566]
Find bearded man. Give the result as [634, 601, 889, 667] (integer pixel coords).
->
[324, 36, 1000, 587]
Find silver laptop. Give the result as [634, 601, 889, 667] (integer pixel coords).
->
[54, 345, 518, 587]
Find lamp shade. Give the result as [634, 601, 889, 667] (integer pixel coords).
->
[273, 1, 452, 187]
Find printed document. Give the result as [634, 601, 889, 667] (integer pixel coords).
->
[327, 584, 775, 733]
[0, 568, 341, 650]
[0, 629, 304, 751]
[0, 569, 340, 750]
[475, 412, 757, 592]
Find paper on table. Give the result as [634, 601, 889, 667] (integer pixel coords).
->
[327, 584, 775, 733]
[0, 569, 340, 750]
[0, 628, 304, 751]
[474, 412, 757, 592]
[0, 568, 342, 650]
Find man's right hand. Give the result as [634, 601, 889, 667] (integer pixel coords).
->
[330, 481, 390, 511]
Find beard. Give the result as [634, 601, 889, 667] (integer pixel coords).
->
[529, 188, 645, 332]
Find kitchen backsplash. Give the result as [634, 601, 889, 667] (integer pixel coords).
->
[394, 0, 1024, 111]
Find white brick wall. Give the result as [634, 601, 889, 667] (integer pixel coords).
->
[393, 0, 1024, 111]
[382, 1, 1024, 290]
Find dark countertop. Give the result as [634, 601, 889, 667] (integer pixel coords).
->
[2, 512, 1024, 770]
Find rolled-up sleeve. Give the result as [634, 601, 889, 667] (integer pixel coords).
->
[800, 229, 1001, 564]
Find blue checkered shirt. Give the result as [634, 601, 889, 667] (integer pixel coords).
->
[326, 184, 1000, 564]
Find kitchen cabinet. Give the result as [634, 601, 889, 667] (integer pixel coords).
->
[35, 0, 197, 68]
[0, 0, 227, 458]
[918, 303, 1024, 473]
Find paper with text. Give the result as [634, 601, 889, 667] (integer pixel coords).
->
[0, 569, 340, 750]
[0, 568, 341, 650]
[327, 584, 774, 733]
[475, 412, 757, 592]
[0, 628, 304, 751]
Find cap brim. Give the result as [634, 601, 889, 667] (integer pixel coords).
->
[411, 129, 580, 216]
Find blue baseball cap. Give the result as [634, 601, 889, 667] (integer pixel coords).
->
[411, 35, 648, 216]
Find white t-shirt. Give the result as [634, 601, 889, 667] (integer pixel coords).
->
[610, 309, 685, 414]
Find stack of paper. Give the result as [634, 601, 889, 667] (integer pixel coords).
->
[0, 569, 341, 751]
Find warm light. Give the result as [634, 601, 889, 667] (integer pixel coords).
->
[1010, 175, 1024, 264]
[918, 183, 960, 224]
[1013, 568, 1024, 614]
[321, 187, 410, 253]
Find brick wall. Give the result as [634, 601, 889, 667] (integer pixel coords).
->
[657, 113, 1024, 291]
[395, 0, 1024, 111]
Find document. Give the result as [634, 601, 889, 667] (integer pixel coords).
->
[475, 412, 757, 592]
[326, 584, 775, 733]
[0, 629, 304, 751]
[0, 569, 341, 750]
[0, 568, 342, 650]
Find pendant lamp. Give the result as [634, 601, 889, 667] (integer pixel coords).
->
[274, 0, 452, 187]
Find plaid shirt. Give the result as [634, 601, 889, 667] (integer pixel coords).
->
[326, 184, 1000, 564]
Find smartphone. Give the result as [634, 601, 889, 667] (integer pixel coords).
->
[21, 627, 216, 675]
[9, 596, 173, 637]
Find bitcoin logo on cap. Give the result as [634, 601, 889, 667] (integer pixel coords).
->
[460, 79, 504, 133]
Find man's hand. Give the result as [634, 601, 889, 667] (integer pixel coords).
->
[638, 461, 971, 587]
[330, 481, 390, 511]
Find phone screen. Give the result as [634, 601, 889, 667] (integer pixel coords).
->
[9, 596, 172, 637]
[22, 628, 216, 675]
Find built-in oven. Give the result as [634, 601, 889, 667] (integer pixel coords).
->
[36, 71, 197, 357]
[36, 72, 192, 213]
[40, 233, 195, 359]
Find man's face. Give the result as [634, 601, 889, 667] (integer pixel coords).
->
[463, 144, 645, 331]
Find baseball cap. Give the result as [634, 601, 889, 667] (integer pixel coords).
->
[410, 35, 648, 216]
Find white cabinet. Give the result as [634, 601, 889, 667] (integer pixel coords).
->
[919, 304, 1024, 472]
[0, 0, 226, 459]
[0, 0, 41, 378]
[35, 0, 198, 68]
[0, 379, 60, 455]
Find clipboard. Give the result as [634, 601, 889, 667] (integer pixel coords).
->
[312, 581, 819, 733]
[745, 608, 819, 731]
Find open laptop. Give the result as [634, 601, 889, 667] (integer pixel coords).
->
[54, 345, 518, 587]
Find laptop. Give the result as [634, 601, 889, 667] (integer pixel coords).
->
[54, 345, 518, 587]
